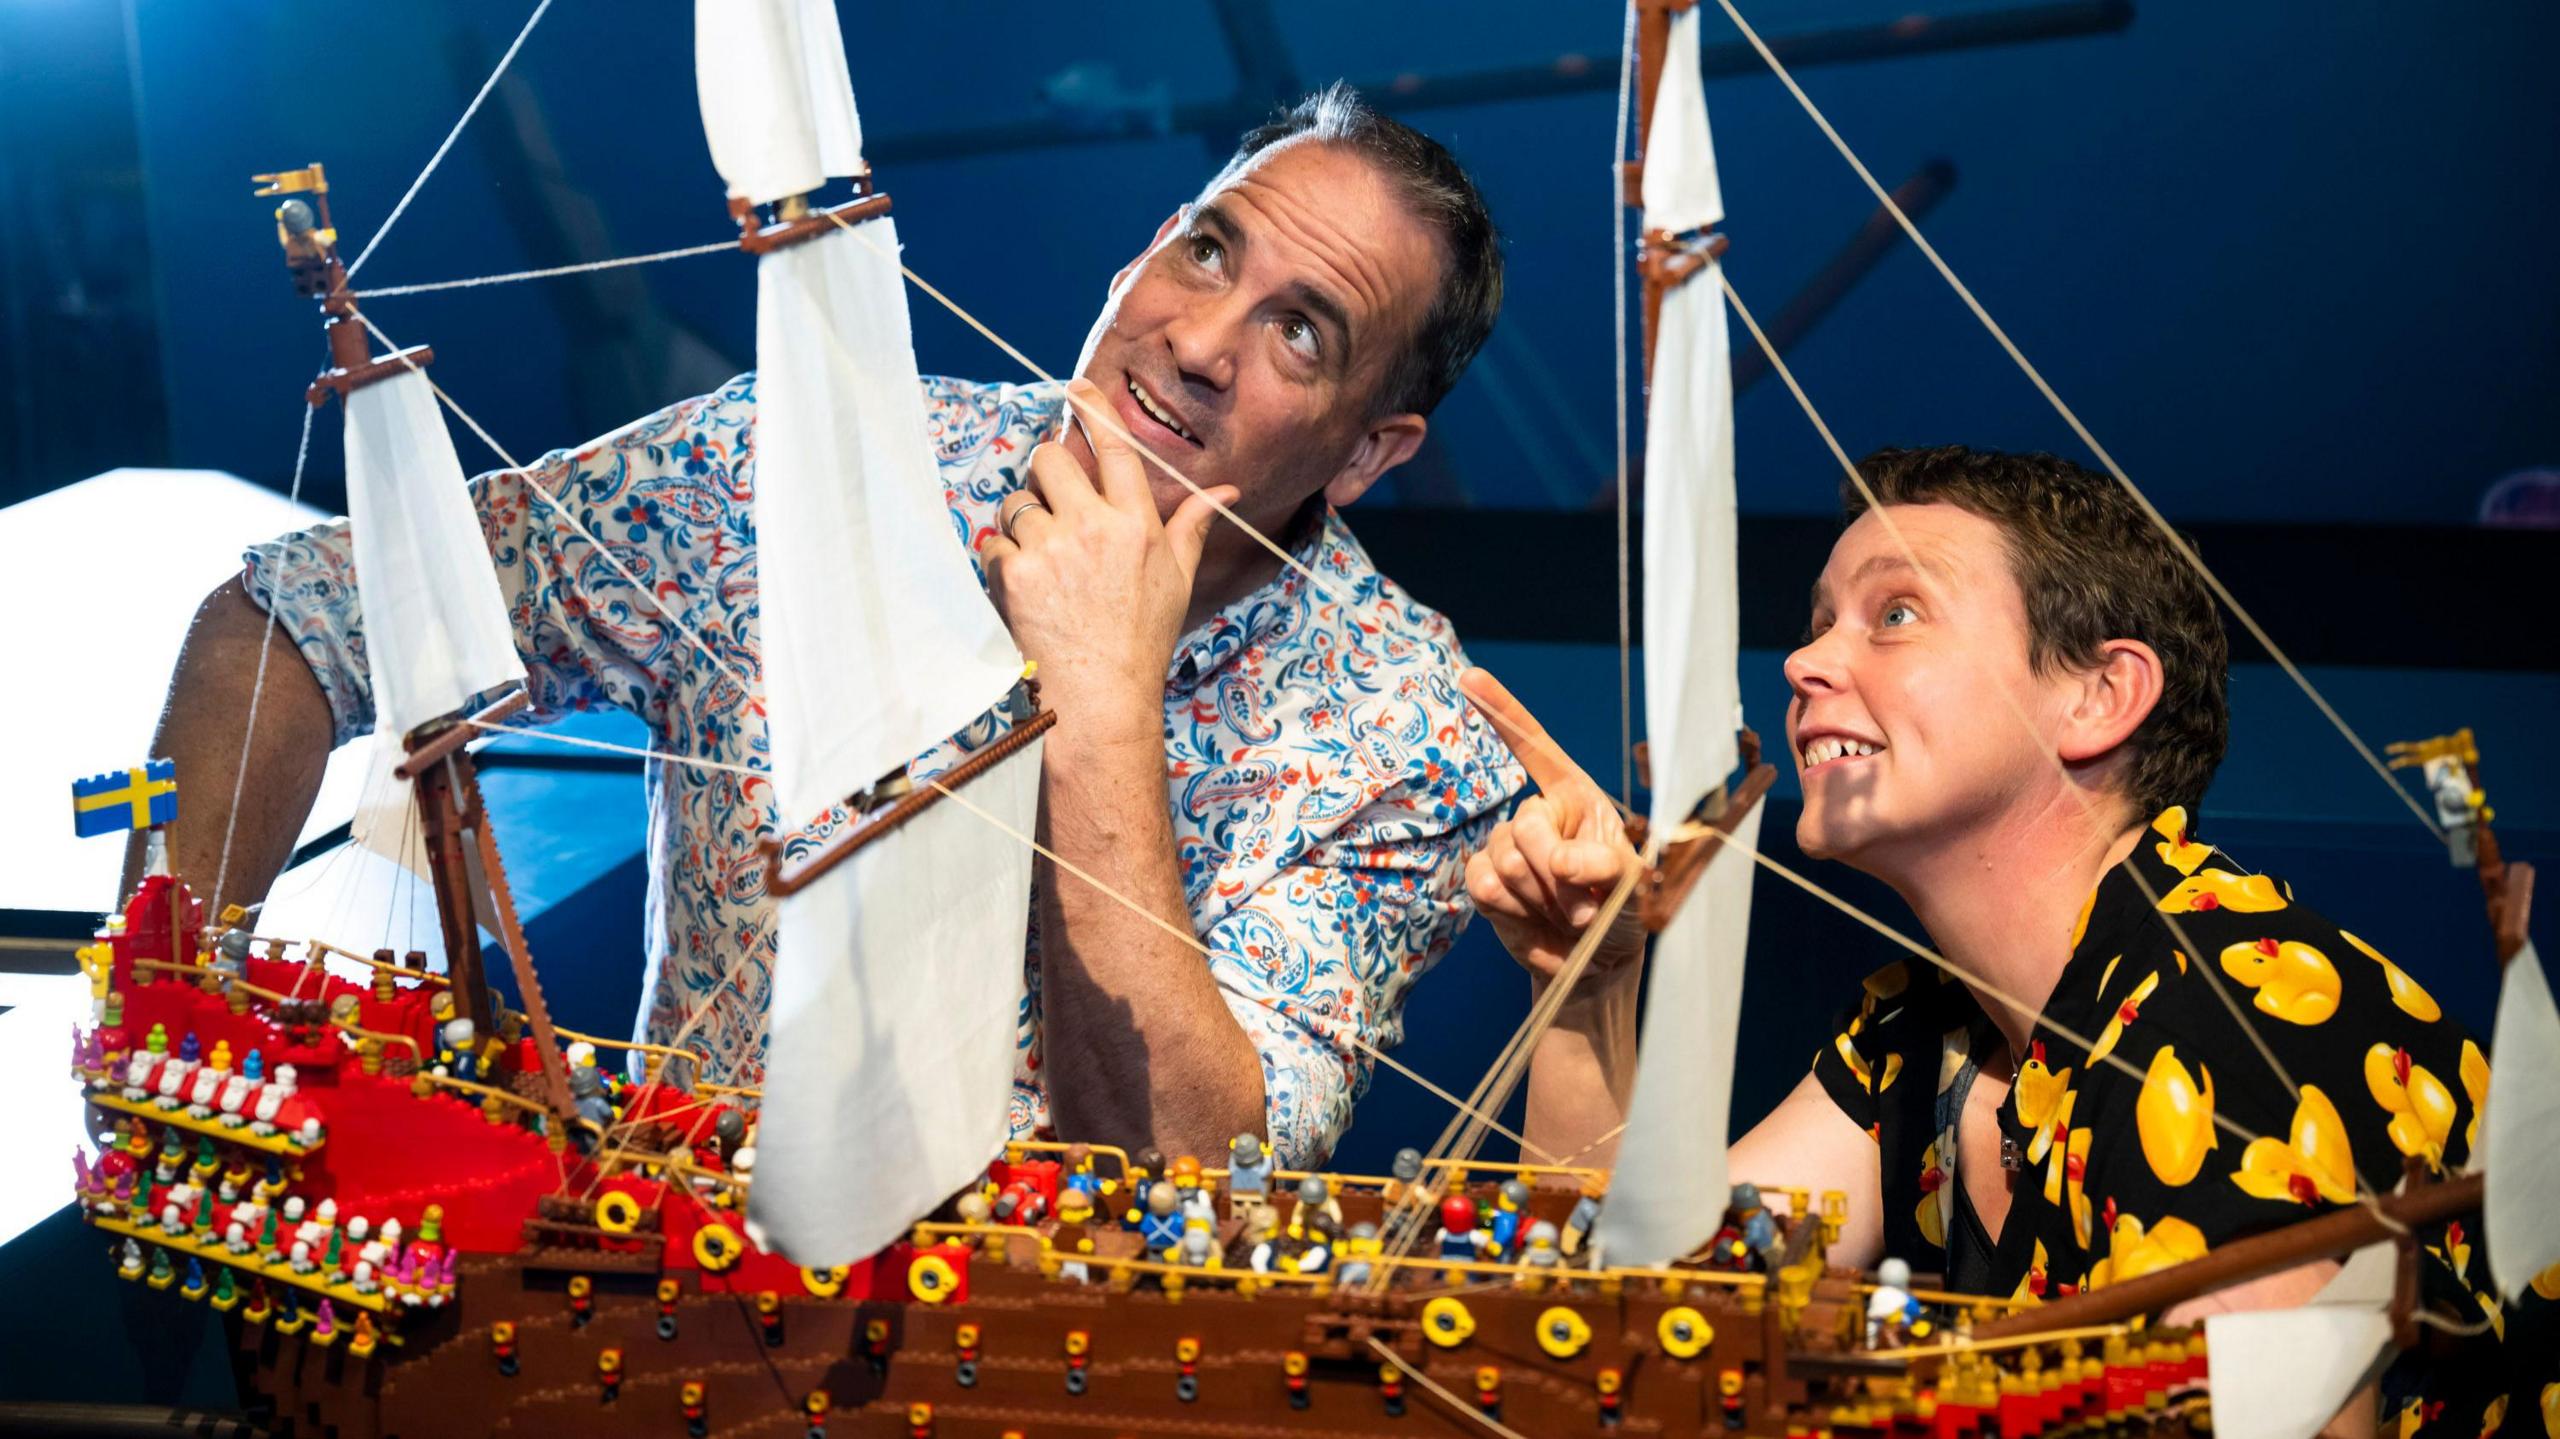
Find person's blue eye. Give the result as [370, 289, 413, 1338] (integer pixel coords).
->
[1881, 602, 1919, 627]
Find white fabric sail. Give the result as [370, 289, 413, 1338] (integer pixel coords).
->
[2482, 941, 2560, 1296]
[342, 367, 527, 740]
[1600, 0, 1754, 1271]
[2204, 1240, 2396, 1439]
[751, 221, 1024, 819]
[695, 0, 864, 207]
[1639, 0, 1738, 833]
[750, 738, 1042, 1265]
[1594, 806, 1764, 1268]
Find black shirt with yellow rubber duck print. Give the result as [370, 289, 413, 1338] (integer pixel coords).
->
[1811, 807, 2552, 1435]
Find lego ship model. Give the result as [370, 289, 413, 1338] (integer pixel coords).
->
[62, 3, 2555, 1437]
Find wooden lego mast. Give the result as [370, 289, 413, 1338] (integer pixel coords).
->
[1618, 1, 1779, 935]
[252, 164, 576, 1126]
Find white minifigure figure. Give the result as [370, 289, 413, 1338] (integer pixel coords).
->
[1865, 1257, 1922, 1349]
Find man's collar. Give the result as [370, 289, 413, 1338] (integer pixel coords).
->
[1166, 505, 1341, 695]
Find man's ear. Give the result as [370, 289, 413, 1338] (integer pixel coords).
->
[1111, 210, 1187, 296]
[2056, 638, 2165, 767]
[1322, 413, 1428, 509]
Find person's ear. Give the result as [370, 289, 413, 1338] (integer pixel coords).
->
[2055, 639, 2164, 767]
[1321, 413, 1428, 509]
[1110, 210, 1187, 296]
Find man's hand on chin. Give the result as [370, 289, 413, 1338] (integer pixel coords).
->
[979, 378, 1238, 728]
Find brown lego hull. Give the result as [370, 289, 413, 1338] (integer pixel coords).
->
[229, 1249, 1858, 1438]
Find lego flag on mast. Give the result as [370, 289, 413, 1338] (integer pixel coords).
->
[71, 759, 178, 837]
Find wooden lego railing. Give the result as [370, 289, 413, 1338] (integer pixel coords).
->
[1002, 1139, 1137, 1189]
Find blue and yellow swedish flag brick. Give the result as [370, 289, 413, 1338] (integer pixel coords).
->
[71, 759, 178, 838]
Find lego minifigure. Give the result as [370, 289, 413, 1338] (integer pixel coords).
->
[1562, 1176, 1606, 1261]
[1052, 1188, 1095, 1283]
[1176, 1219, 1222, 1269]
[1224, 1132, 1273, 1221]
[1294, 1210, 1337, 1276]
[433, 1018, 479, 1082]
[1137, 1181, 1184, 1256]
[1245, 1206, 1285, 1273]
[1288, 1174, 1342, 1239]
[1519, 1220, 1562, 1278]
[1336, 1221, 1381, 1286]
[117, 1238, 144, 1281]
[1435, 1194, 1487, 1264]
[1485, 1178, 1530, 1260]
[1168, 1154, 1210, 1222]
[568, 1065, 615, 1149]
[1384, 1146, 1425, 1205]
[1866, 1257, 1923, 1348]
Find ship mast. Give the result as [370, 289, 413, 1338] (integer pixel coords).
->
[251, 165, 577, 1129]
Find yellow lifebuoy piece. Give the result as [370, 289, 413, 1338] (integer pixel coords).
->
[593, 1190, 644, 1235]
[1658, 1306, 1713, 1358]
[692, 1219, 744, 1272]
[802, 1264, 849, 1299]
[909, 1253, 960, 1304]
[1535, 1306, 1591, 1359]
[1421, 1296, 1476, 1348]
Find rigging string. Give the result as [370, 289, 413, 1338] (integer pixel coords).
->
[1716, 269, 2390, 1216]
[208, 403, 319, 919]
[1707, 0, 2445, 846]
[342, 0, 556, 281]
[1613, 0, 1639, 808]
[349, 239, 738, 300]
[351, 310, 765, 711]
[471, 713, 1557, 1168]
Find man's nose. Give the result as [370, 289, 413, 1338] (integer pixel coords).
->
[1163, 297, 1239, 392]
[1783, 630, 1845, 702]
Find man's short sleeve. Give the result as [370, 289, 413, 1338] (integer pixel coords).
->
[240, 376, 762, 748]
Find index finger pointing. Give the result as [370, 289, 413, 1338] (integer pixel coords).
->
[1460, 666, 1596, 799]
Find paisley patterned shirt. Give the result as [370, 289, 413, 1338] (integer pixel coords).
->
[1814, 806, 2547, 1430]
[242, 373, 1524, 1166]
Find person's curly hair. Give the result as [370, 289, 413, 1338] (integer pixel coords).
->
[1845, 446, 2231, 819]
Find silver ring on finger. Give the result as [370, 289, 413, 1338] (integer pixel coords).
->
[999, 495, 1049, 543]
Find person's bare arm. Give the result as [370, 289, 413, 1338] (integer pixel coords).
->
[1727, 1071, 1886, 1268]
[118, 577, 334, 916]
[979, 383, 1260, 1158]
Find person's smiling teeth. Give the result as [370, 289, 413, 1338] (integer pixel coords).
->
[1800, 737, 1883, 768]
[1127, 377, 1195, 442]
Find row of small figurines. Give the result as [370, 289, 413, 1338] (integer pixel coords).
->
[75, 1013, 327, 1148]
[116, 1238, 392, 1358]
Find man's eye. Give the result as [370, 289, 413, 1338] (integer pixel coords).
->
[1188, 235, 1224, 271]
[1880, 602, 1919, 628]
[1278, 316, 1319, 358]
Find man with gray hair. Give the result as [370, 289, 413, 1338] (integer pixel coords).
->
[140, 84, 1521, 1169]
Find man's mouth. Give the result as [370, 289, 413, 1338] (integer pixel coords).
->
[1798, 733, 1886, 771]
[1124, 374, 1201, 447]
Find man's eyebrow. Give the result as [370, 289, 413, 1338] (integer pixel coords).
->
[1808, 553, 1928, 614]
[1193, 200, 1354, 371]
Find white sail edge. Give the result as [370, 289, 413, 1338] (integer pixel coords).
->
[2202, 1240, 2395, 1439]
[753, 218, 1025, 820]
[1639, 1, 1738, 835]
[695, 0, 865, 208]
[1593, 805, 1764, 1268]
[749, 734, 1043, 1266]
[2482, 940, 2560, 1297]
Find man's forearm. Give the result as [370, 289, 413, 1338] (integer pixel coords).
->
[119, 578, 334, 917]
[1033, 710, 1265, 1159]
[1523, 960, 1642, 1166]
